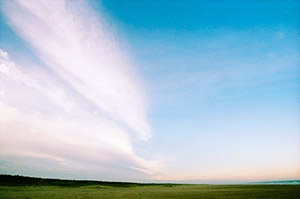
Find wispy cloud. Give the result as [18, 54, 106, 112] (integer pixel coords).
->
[0, 0, 160, 179]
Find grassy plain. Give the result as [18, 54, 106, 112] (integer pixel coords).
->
[0, 175, 299, 199]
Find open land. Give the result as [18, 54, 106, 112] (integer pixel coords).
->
[0, 175, 299, 199]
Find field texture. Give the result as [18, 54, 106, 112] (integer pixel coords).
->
[0, 175, 299, 199]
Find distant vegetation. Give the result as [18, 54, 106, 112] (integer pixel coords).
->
[0, 174, 299, 199]
[0, 174, 149, 187]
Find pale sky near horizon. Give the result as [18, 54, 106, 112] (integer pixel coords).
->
[0, 0, 299, 183]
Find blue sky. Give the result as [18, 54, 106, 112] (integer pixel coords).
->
[0, 0, 299, 182]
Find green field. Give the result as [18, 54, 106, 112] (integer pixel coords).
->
[0, 175, 299, 199]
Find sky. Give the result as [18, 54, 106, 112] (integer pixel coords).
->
[0, 0, 299, 183]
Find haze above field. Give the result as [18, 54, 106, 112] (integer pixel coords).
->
[0, 0, 299, 183]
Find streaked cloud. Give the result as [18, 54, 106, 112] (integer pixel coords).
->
[0, 0, 160, 179]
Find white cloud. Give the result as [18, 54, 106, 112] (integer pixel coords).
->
[0, 0, 160, 179]
[3, 0, 150, 140]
